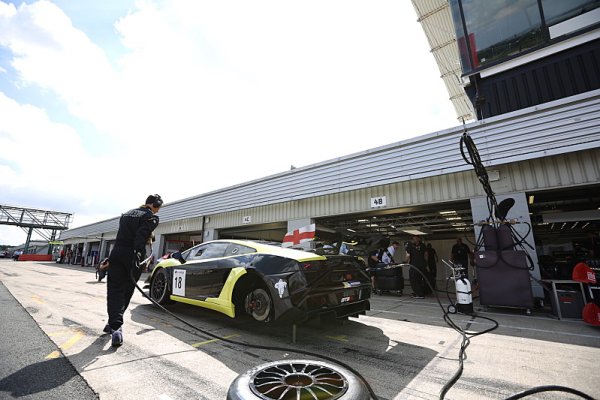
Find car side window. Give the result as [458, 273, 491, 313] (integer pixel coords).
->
[191, 242, 229, 260]
[224, 243, 256, 257]
[187, 245, 207, 260]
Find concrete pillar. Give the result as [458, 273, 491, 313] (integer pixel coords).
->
[99, 238, 107, 261]
[470, 192, 543, 298]
[152, 233, 164, 258]
[81, 242, 88, 265]
[204, 229, 219, 242]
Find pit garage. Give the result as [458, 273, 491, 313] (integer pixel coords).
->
[218, 222, 288, 242]
[58, 91, 600, 315]
[162, 232, 204, 254]
[210, 183, 600, 293]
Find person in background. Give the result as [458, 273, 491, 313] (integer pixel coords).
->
[426, 243, 438, 291]
[406, 235, 428, 299]
[104, 194, 163, 347]
[381, 241, 400, 265]
[451, 238, 473, 279]
[368, 239, 389, 294]
[12, 249, 22, 261]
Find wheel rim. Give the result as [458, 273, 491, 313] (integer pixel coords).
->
[245, 288, 271, 322]
[249, 361, 348, 400]
[152, 271, 167, 301]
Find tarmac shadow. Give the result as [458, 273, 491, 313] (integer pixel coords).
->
[129, 301, 438, 399]
[0, 335, 107, 398]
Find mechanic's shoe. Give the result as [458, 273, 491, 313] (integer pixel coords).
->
[111, 328, 123, 347]
[103, 324, 111, 334]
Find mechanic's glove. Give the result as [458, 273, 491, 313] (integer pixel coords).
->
[133, 251, 142, 270]
[99, 258, 110, 272]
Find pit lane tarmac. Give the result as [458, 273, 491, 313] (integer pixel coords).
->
[0, 259, 598, 400]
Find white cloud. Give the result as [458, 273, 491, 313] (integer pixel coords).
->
[0, 0, 459, 245]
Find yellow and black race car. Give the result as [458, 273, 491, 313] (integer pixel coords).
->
[146, 239, 371, 323]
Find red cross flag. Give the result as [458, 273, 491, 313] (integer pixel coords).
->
[282, 223, 316, 248]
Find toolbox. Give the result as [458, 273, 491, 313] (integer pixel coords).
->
[550, 288, 584, 319]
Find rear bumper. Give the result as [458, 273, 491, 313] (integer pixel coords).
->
[275, 285, 372, 323]
[276, 299, 370, 324]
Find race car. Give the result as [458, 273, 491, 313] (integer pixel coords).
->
[146, 239, 371, 323]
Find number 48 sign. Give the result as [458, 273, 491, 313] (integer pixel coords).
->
[371, 196, 387, 208]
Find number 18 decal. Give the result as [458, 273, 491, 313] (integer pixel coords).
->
[173, 269, 186, 296]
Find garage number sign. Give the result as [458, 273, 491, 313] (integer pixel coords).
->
[371, 196, 387, 208]
[173, 269, 186, 296]
[242, 216, 251, 224]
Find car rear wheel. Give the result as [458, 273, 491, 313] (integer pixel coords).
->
[226, 359, 370, 400]
[244, 287, 272, 322]
[150, 268, 173, 305]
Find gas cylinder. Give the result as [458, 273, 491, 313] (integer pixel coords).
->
[455, 277, 473, 314]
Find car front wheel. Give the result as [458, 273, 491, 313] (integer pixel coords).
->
[244, 287, 272, 322]
[150, 268, 173, 305]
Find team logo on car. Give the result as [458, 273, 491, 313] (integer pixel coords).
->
[274, 279, 287, 298]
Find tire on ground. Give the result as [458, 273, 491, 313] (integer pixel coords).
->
[227, 359, 370, 400]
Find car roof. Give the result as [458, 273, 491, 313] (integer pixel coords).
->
[206, 239, 327, 262]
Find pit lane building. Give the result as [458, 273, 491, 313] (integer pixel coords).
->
[60, 0, 600, 299]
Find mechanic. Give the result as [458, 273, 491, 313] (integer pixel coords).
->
[450, 237, 473, 279]
[381, 241, 400, 264]
[104, 194, 163, 347]
[406, 235, 428, 299]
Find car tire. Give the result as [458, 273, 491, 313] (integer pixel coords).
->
[150, 268, 173, 305]
[226, 359, 370, 400]
[244, 287, 272, 322]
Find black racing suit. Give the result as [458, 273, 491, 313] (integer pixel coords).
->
[107, 206, 159, 331]
[407, 243, 428, 297]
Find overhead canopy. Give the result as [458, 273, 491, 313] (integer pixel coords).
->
[411, 0, 475, 121]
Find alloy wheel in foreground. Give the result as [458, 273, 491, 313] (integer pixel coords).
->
[227, 359, 369, 400]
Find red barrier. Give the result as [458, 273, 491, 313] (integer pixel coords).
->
[18, 254, 53, 262]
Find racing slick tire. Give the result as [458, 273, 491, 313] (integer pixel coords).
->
[227, 359, 370, 400]
[150, 268, 173, 305]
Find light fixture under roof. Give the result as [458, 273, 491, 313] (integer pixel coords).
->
[403, 229, 428, 235]
[528, 195, 535, 205]
[439, 210, 457, 215]
[402, 226, 431, 235]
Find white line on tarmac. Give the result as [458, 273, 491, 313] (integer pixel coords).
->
[158, 395, 174, 400]
[370, 308, 600, 339]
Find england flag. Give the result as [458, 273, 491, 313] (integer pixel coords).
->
[282, 223, 316, 247]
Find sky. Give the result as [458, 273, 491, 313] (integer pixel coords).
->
[0, 0, 459, 246]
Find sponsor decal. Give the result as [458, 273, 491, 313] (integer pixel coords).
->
[274, 279, 287, 298]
